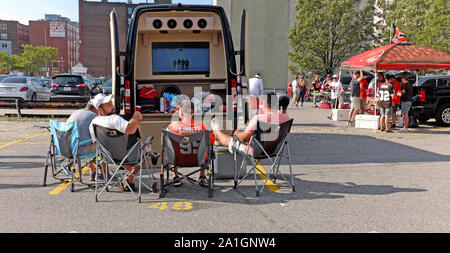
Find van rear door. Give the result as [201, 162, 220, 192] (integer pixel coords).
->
[110, 9, 122, 113]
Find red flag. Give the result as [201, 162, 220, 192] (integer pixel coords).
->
[392, 28, 408, 44]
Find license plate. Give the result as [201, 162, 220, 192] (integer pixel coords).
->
[64, 87, 71, 91]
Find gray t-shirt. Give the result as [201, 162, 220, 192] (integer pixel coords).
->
[67, 108, 97, 155]
[350, 78, 360, 97]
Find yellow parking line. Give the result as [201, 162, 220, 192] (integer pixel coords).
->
[0, 142, 49, 145]
[0, 131, 47, 149]
[254, 161, 280, 192]
[48, 166, 90, 195]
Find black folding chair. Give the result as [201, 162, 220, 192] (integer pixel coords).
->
[92, 125, 159, 203]
[232, 118, 295, 196]
[159, 129, 215, 198]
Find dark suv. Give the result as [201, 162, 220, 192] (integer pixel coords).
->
[51, 74, 91, 101]
[411, 75, 450, 126]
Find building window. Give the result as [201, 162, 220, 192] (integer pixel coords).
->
[0, 24, 7, 30]
[1, 33, 7, 40]
[128, 7, 133, 15]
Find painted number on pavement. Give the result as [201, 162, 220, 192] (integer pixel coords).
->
[148, 202, 193, 211]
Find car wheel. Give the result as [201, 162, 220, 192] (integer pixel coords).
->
[435, 104, 450, 126]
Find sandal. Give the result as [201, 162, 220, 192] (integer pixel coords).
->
[173, 176, 183, 187]
[198, 176, 208, 187]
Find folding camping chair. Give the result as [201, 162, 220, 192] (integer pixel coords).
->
[92, 124, 159, 203]
[232, 118, 295, 196]
[159, 129, 215, 198]
[42, 120, 96, 192]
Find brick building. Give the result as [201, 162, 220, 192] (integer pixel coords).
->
[79, 0, 171, 78]
[29, 16, 79, 76]
[0, 20, 29, 55]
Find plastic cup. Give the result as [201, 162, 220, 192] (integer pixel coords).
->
[136, 105, 141, 112]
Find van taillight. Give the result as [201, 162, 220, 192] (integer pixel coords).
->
[231, 78, 237, 112]
[418, 90, 426, 102]
[51, 83, 59, 88]
[124, 80, 131, 114]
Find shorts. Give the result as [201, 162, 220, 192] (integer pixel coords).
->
[228, 139, 253, 155]
[350, 97, 360, 110]
[80, 143, 96, 156]
[331, 98, 339, 109]
[392, 104, 400, 112]
[359, 97, 366, 109]
[401, 101, 411, 114]
[380, 107, 392, 116]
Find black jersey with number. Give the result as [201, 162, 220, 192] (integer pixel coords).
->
[378, 83, 394, 108]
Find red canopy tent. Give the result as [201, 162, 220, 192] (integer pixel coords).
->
[341, 44, 450, 71]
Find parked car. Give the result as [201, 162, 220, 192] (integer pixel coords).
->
[100, 79, 112, 95]
[0, 76, 51, 101]
[51, 74, 91, 101]
[0, 74, 10, 82]
[411, 75, 450, 126]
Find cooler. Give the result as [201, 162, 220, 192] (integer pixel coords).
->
[213, 146, 246, 179]
[355, 114, 380, 129]
[332, 109, 350, 121]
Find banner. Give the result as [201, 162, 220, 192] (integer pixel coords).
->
[49, 21, 65, 38]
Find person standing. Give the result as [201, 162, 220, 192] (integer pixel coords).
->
[358, 70, 369, 114]
[347, 70, 361, 126]
[377, 80, 394, 132]
[291, 76, 299, 106]
[327, 74, 343, 119]
[400, 75, 413, 132]
[297, 76, 308, 107]
[310, 74, 321, 107]
[248, 73, 264, 114]
[388, 75, 402, 128]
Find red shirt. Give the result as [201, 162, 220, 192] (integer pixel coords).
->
[168, 119, 215, 165]
[392, 80, 402, 105]
[359, 79, 369, 98]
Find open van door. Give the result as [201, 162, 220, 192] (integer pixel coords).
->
[238, 9, 249, 123]
[110, 9, 122, 113]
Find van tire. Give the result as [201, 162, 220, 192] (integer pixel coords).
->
[435, 104, 450, 126]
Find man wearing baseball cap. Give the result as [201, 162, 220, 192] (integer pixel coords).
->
[89, 93, 143, 191]
[327, 74, 343, 120]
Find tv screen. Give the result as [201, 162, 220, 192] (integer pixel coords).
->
[152, 42, 210, 75]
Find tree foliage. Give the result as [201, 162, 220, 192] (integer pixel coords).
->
[0, 44, 58, 75]
[375, 0, 450, 54]
[288, 0, 376, 75]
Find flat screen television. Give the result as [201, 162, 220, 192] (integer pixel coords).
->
[152, 42, 210, 75]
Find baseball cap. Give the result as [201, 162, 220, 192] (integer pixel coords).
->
[91, 94, 112, 109]
[332, 74, 339, 79]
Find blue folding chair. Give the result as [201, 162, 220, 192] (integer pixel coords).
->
[43, 120, 96, 192]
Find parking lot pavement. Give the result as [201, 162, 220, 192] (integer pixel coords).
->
[0, 102, 449, 233]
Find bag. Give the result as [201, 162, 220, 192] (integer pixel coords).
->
[139, 86, 158, 99]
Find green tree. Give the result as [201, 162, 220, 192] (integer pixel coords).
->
[20, 44, 58, 75]
[375, 0, 450, 53]
[288, 0, 376, 75]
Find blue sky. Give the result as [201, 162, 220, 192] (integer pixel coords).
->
[0, 0, 213, 25]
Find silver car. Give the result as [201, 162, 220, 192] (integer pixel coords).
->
[0, 76, 51, 101]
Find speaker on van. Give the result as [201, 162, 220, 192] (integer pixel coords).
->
[197, 19, 207, 29]
[167, 19, 177, 29]
[152, 19, 162, 29]
[183, 19, 193, 29]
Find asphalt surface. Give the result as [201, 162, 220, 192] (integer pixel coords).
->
[1, 102, 449, 233]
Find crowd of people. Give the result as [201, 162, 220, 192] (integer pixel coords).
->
[286, 71, 414, 132]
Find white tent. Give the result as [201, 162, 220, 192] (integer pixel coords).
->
[72, 62, 88, 74]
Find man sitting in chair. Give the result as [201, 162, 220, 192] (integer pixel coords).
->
[89, 94, 143, 191]
[167, 100, 215, 187]
[212, 92, 290, 155]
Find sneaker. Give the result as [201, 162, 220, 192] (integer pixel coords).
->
[210, 116, 221, 133]
[173, 176, 183, 187]
[327, 115, 332, 120]
[400, 128, 408, 132]
[198, 176, 209, 187]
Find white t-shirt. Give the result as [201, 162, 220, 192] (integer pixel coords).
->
[89, 114, 129, 141]
[291, 79, 299, 92]
[329, 81, 342, 99]
[248, 77, 264, 97]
